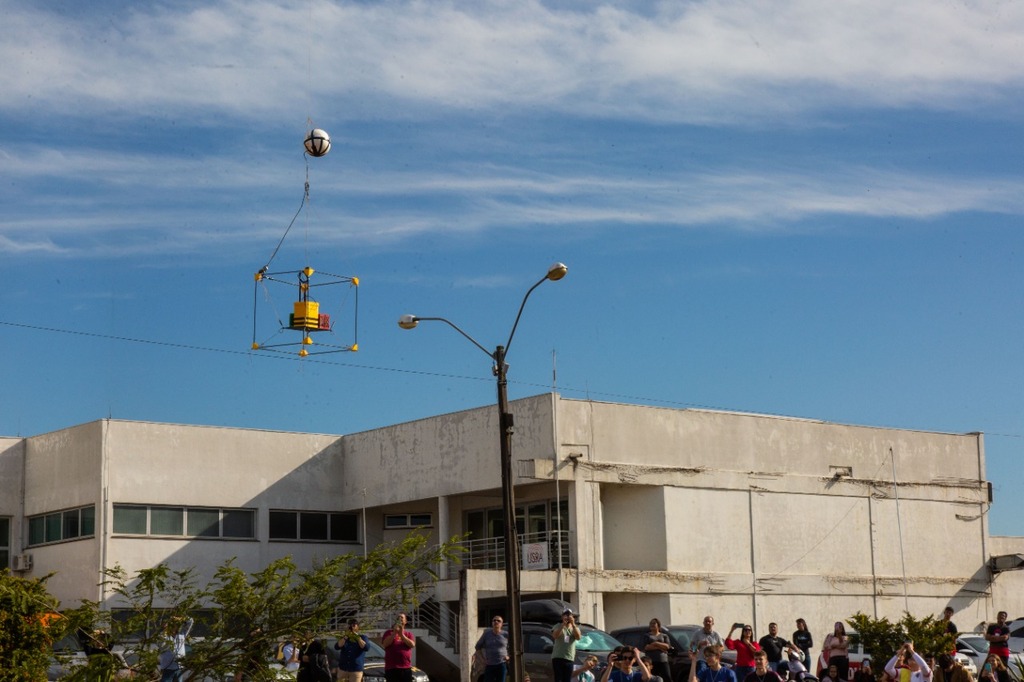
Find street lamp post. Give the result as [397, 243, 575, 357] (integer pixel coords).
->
[398, 262, 568, 682]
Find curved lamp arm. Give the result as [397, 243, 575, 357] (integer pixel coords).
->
[398, 315, 494, 360]
[504, 262, 568, 355]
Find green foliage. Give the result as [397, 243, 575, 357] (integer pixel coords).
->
[899, 613, 955, 659]
[62, 531, 463, 681]
[0, 570, 71, 682]
[847, 611, 956, 673]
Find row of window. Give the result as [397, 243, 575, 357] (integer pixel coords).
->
[23, 507, 435, 547]
[113, 505, 255, 539]
[28, 506, 95, 546]
[112, 505, 367, 543]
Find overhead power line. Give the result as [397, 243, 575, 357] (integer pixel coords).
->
[1, 319, 1020, 439]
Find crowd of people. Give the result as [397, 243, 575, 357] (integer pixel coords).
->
[473, 607, 1019, 682]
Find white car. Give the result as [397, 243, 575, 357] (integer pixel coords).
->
[816, 631, 977, 681]
[1007, 619, 1024, 655]
[956, 635, 1019, 679]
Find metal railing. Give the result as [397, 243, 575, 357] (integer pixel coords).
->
[412, 598, 460, 653]
[331, 600, 460, 653]
[456, 530, 576, 570]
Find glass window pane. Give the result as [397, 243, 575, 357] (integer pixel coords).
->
[409, 514, 432, 528]
[151, 507, 183, 536]
[187, 509, 220, 537]
[63, 510, 80, 539]
[113, 505, 148, 535]
[384, 515, 407, 529]
[300, 512, 328, 540]
[80, 506, 95, 536]
[269, 511, 298, 539]
[222, 509, 254, 538]
[467, 511, 485, 540]
[45, 513, 62, 542]
[330, 514, 358, 542]
[29, 517, 45, 546]
[487, 509, 503, 538]
[0, 517, 10, 547]
[0, 550, 8, 571]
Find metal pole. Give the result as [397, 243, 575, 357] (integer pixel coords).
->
[496, 344, 524, 682]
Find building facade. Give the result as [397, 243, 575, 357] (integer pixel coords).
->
[3, 394, 1023, 681]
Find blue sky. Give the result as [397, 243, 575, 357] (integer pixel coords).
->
[2, 0, 1023, 534]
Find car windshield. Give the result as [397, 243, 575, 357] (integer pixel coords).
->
[668, 626, 700, 651]
[961, 636, 987, 652]
[578, 627, 621, 652]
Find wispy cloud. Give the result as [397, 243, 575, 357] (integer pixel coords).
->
[2, 0, 1022, 123]
[2, 145, 1021, 258]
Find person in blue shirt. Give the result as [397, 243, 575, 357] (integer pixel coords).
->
[690, 646, 738, 682]
[335, 619, 369, 682]
[602, 646, 651, 682]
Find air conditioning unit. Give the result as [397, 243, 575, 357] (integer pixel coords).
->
[12, 554, 33, 572]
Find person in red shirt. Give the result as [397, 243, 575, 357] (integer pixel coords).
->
[726, 624, 762, 682]
[382, 613, 416, 682]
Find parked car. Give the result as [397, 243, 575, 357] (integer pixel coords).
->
[47, 633, 133, 681]
[957, 635, 1016, 679]
[521, 599, 580, 624]
[314, 637, 430, 682]
[612, 624, 739, 682]
[814, 631, 977, 681]
[471, 621, 621, 682]
[1007, 619, 1024, 655]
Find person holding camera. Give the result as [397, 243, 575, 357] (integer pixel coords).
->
[552, 609, 583, 682]
[336, 619, 369, 682]
[602, 646, 651, 682]
[726, 624, 761, 682]
[884, 642, 931, 682]
[382, 613, 416, 682]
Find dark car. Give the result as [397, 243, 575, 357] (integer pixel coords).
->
[521, 599, 578, 624]
[472, 621, 621, 682]
[611, 624, 738, 682]
[319, 638, 430, 682]
[611, 625, 700, 682]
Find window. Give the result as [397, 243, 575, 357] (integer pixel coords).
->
[222, 510, 254, 538]
[113, 506, 148, 534]
[0, 518, 9, 570]
[269, 510, 359, 543]
[150, 507, 183, 536]
[187, 509, 220, 538]
[384, 513, 432, 529]
[26, 505, 96, 547]
[112, 505, 255, 539]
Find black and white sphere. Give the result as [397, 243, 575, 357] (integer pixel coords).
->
[304, 129, 331, 157]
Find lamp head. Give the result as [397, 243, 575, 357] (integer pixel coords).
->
[398, 314, 419, 330]
[546, 262, 568, 281]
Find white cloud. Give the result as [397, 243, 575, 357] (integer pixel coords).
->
[2, 140, 1021, 258]
[2, 0, 1022, 123]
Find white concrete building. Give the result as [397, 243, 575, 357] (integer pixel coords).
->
[3, 394, 1024, 681]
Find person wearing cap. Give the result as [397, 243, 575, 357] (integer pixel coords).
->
[552, 609, 582, 682]
[336, 618, 369, 682]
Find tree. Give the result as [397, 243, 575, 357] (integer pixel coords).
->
[846, 611, 956, 677]
[0, 570, 73, 682]
[65, 531, 462, 681]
